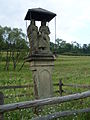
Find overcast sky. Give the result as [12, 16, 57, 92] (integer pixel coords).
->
[0, 0, 90, 45]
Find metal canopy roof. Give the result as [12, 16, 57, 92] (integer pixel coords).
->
[24, 8, 56, 22]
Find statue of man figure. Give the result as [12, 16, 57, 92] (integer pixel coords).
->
[38, 21, 50, 53]
[27, 19, 38, 55]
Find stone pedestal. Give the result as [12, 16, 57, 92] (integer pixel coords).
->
[27, 54, 54, 99]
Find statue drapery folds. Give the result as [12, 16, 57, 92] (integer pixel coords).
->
[27, 20, 51, 55]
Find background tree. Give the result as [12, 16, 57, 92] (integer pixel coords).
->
[0, 26, 29, 70]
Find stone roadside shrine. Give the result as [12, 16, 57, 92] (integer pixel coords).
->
[24, 8, 56, 99]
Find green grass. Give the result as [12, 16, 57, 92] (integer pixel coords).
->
[0, 55, 90, 119]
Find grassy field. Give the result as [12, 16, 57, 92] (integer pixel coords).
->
[0, 55, 90, 119]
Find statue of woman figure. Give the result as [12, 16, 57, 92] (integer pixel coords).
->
[38, 21, 50, 52]
[27, 19, 38, 55]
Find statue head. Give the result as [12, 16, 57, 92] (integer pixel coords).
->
[30, 19, 35, 25]
[41, 21, 46, 26]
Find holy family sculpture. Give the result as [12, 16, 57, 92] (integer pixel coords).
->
[27, 20, 50, 55]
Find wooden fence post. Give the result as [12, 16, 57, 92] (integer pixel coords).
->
[59, 79, 63, 96]
[0, 92, 4, 120]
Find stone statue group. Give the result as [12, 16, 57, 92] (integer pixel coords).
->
[27, 20, 50, 55]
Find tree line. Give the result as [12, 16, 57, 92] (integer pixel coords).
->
[50, 38, 90, 56]
[0, 25, 90, 70]
[1, 25, 90, 56]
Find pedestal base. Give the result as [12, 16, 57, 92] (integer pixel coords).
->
[27, 54, 55, 99]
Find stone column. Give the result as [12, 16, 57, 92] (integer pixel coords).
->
[28, 54, 54, 99]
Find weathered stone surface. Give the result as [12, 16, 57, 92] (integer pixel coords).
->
[38, 21, 50, 53]
[27, 20, 51, 55]
[30, 55, 54, 99]
[26, 18, 55, 99]
[27, 20, 38, 55]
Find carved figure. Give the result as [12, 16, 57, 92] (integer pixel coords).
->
[38, 21, 50, 52]
[27, 20, 38, 54]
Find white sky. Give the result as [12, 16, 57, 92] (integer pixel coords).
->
[0, 0, 90, 45]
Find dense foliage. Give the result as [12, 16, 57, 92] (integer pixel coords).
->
[0, 25, 29, 51]
[0, 26, 29, 70]
[50, 38, 90, 55]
